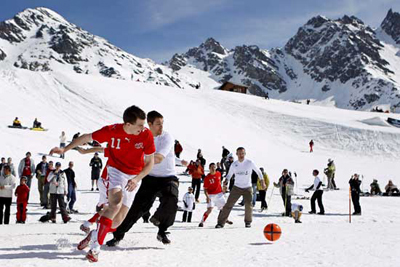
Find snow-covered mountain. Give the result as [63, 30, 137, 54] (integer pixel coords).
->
[0, 7, 202, 88]
[168, 9, 400, 112]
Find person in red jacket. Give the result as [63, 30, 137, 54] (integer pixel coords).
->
[15, 176, 30, 223]
[174, 140, 183, 158]
[309, 140, 314, 153]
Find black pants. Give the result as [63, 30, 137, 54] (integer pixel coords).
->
[351, 191, 361, 213]
[50, 194, 69, 221]
[0, 197, 12, 224]
[113, 175, 179, 240]
[259, 190, 268, 208]
[311, 190, 324, 213]
[191, 178, 201, 200]
[281, 187, 292, 216]
[182, 211, 192, 222]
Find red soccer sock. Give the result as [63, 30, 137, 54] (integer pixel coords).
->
[202, 212, 209, 223]
[97, 216, 113, 245]
[110, 228, 116, 233]
[88, 213, 100, 223]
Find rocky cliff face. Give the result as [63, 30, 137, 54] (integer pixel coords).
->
[168, 10, 400, 111]
[0, 7, 198, 88]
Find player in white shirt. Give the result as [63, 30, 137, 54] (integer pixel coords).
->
[305, 169, 325, 215]
[216, 147, 266, 228]
[107, 110, 188, 246]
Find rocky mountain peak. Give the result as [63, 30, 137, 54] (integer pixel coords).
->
[381, 9, 400, 44]
[199, 37, 228, 55]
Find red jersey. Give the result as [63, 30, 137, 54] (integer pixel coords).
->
[22, 158, 32, 176]
[203, 172, 222, 195]
[15, 184, 30, 203]
[92, 124, 156, 175]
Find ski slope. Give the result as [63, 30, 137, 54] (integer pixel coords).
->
[0, 69, 399, 267]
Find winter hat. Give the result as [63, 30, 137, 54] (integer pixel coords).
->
[55, 162, 62, 167]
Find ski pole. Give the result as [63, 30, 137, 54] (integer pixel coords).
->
[268, 185, 275, 207]
[349, 186, 352, 223]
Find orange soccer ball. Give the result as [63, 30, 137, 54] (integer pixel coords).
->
[263, 223, 282, 242]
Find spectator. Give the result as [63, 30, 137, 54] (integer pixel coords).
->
[15, 176, 29, 223]
[324, 159, 336, 190]
[18, 152, 35, 191]
[224, 155, 235, 191]
[198, 153, 206, 167]
[349, 174, 362, 215]
[258, 167, 270, 211]
[190, 159, 204, 202]
[274, 169, 294, 216]
[306, 169, 325, 215]
[216, 162, 224, 177]
[174, 140, 183, 158]
[0, 158, 6, 172]
[89, 152, 103, 191]
[0, 165, 17, 224]
[384, 180, 399, 196]
[60, 131, 67, 159]
[1, 158, 16, 177]
[43, 161, 55, 209]
[47, 162, 70, 223]
[196, 149, 202, 159]
[370, 179, 382, 195]
[64, 161, 77, 213]
[182, 187, 195, 222]
[35, 155, 49, 208]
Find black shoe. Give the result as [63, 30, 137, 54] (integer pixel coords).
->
[317, 212, 325, 215]
[295, 220, 302, 223]
[226, 220, 233, 225]
[238, 202, 244, 206]
[106, 237, 121, 247]
[150, 216, 160, 227]
[96, 188, 99, 191]
[245, 222, 251, 228]
[352, 212, 361, 215]
[198, 222, 204, 227]
[309, 211, 316, 214]
[91, 188, 94, 191]
[157, 232, 171, 245]
[215, 224, 224, 228]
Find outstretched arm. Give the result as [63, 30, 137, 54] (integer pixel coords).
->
[50, 133, 93, 155]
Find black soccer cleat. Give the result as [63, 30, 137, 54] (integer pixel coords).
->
[106, 237, 121, 247]
[215, 224, 224, 229]
[150, 216, 161, 227]
[157, 231, 171, 245]
[245, 222, 251, 228]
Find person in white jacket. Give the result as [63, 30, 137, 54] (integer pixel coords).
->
[0, 158, 16, 177]
[0, 165, 17, 224]
[182, 187, 195, 222]
[47, 162, 70, 223]
[18, 152, 35, 190]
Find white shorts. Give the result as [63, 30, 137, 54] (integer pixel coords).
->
[107, 166, 142, 208]
[97, 178, 109, 207]
[207, 193, 226, 210]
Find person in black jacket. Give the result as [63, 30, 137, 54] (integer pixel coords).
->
[349, 173, 361, 215]
[274, 169, 295, 216]
[35, 155, 49, 207]
[89, 153, 102, 191]
[64, 161, 77, 213]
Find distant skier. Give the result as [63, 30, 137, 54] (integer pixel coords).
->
[306, 169, 325, 215]
[309, 140, 314, 153]
[370, 179, 382, 195]
[349, 174, 361, 215]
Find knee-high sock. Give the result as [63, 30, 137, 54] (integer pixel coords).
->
[88, 212, 100, 223]
[97, 216, 113, 245]
[201, 212, 209, 223]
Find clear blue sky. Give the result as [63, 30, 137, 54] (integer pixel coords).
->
[1, 0, 399, 62]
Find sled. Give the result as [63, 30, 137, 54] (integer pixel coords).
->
[30, 127, 48, 131]
[8, 125, 28, 129]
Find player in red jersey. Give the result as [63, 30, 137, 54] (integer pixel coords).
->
[198, 163, 231, 227]
[50, 105, 155, 262]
